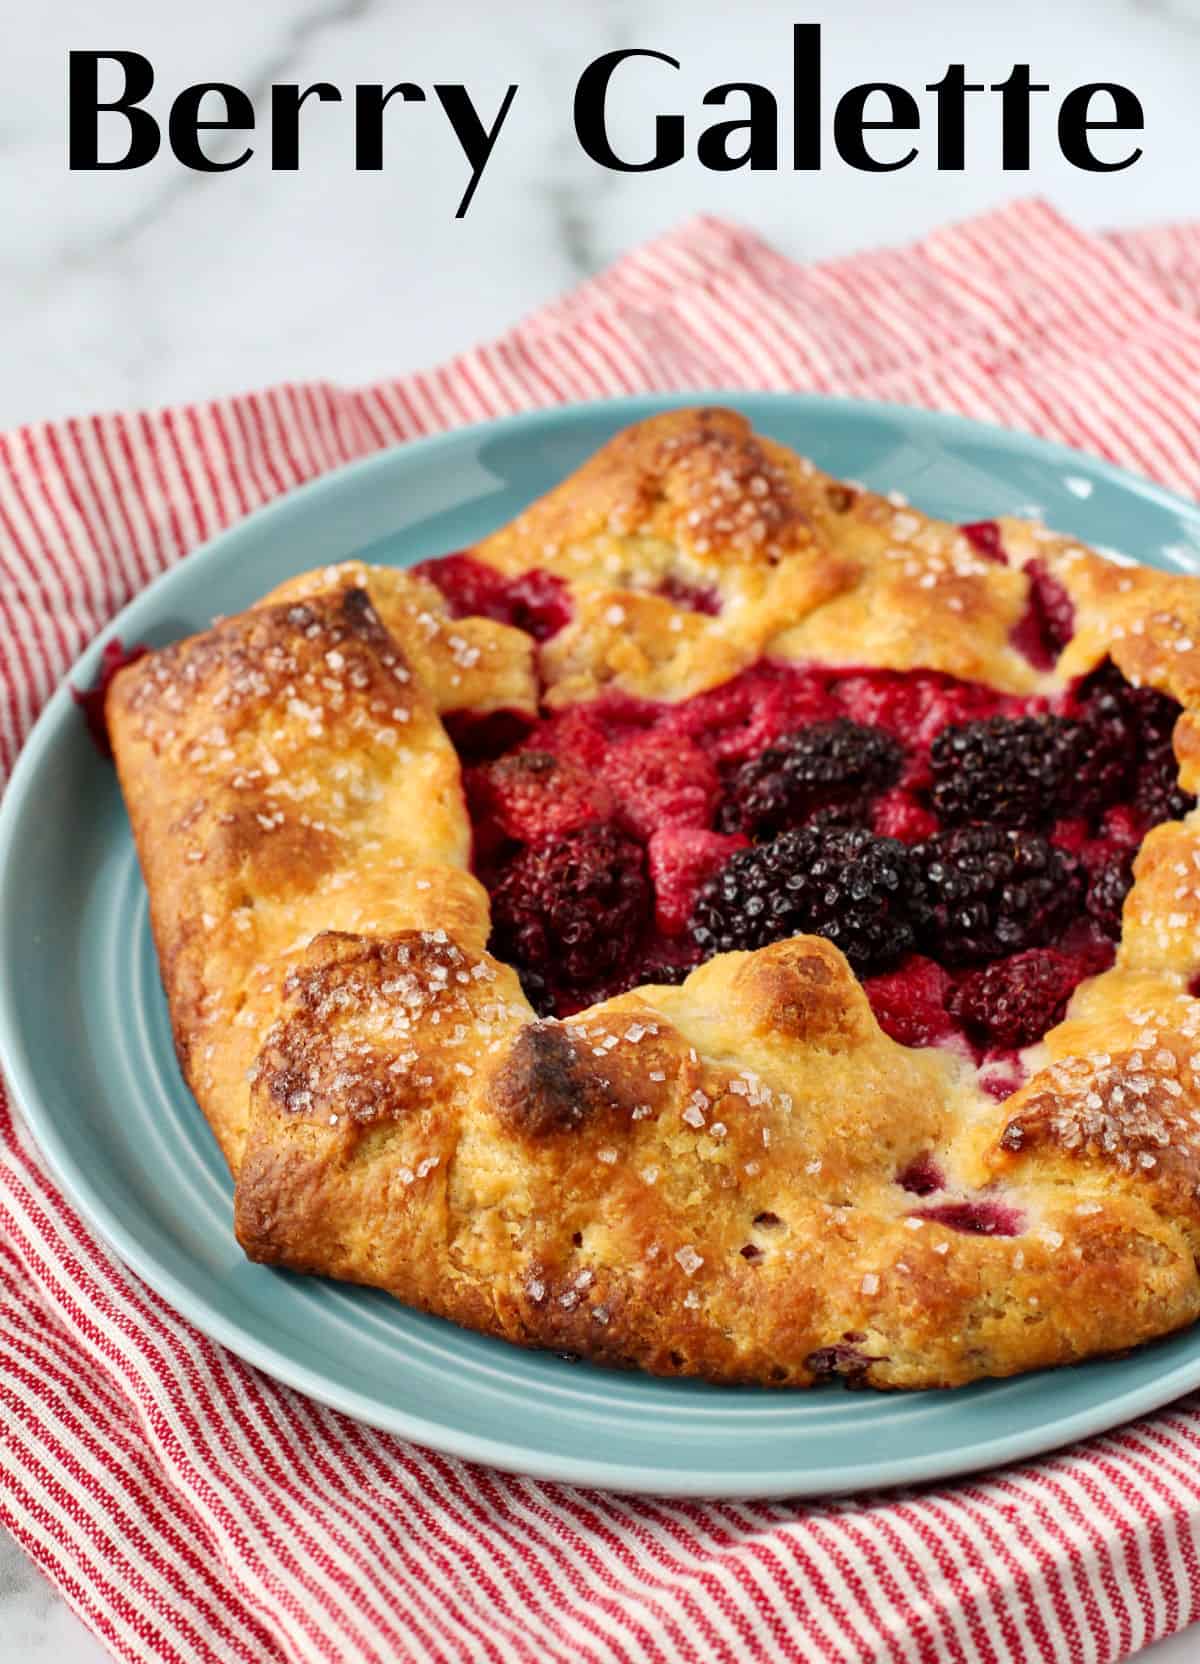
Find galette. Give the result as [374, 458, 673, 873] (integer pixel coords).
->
[106, 407, 1200, 1388]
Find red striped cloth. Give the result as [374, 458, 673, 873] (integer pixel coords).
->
[3, 197, 1200, 1664]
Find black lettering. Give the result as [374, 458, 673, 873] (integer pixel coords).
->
[991, 65, 1050, 170]
[834, 83, 919, 171]
[792, 23, 821, 169]
[271, 82, 341, 171]
[168, 83, 254, 172]
[574, 49, 684, 172]
[698, 83, 778, 170]
[1058, 83, 1143, 172]
[68, 50, 160, 169]
[354, 82, 425, 170]
[435, 83, 518, 217]
[925, 65, 984, 170]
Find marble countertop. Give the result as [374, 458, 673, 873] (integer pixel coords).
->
[3, 0, 1199, 429]
[3, 0, 1200, 1657]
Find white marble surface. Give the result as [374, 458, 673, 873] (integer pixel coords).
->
[2, 0, 1200, 429]
[4, 0, 1200, 1657]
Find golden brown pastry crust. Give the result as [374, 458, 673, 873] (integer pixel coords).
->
[109, 407, 1200, 1388]
[108, 581, 508, 1165]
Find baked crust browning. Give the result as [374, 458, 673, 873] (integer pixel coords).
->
[109, 584, 489, 1166]
[236, 934, 1200, 1386]
[261, 562, 538, 719]
[476, 408, 1060, 704]
[107, 408, 1200, 1388]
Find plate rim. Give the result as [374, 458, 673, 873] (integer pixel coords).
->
[4, 388, 1200, 1497]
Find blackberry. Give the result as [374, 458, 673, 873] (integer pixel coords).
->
[1077, 658, 1180, 746]
[1086, 849, 1135, 938]
[930, 714, 1086, 828]
[1135, 740, 1196, 829]
[626, 942, 703, 989]
[690, 825, 925, 974]
[515, 965, 553, 1017]
[1074, 723, 1134, 815]
[489, 823, 650, 995]
[1075, 659, 1193, 827]
[917, 825, 1082, 964]
[717, 719, 903, 838]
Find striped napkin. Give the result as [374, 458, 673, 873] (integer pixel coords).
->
[3, 199, 1200, 1664]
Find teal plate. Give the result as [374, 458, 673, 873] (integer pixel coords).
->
[4, 393, 1200, 1499]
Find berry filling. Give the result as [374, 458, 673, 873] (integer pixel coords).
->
[486, 823, 651, 1011]
[957, 522, 1077, 667]
[896, 1153, 945, 1196]
[655, 575, 722, 615]
[74, 638, 148, 758]
[912, 1200, 1025, 1236]
[1010, 559, 1076, 669]
[450, 647, 1188, 1050]
[717, 720, 904, 838]
[804, 1343, 884, 1383]
[961, 520, 1006, 563]
[323, 549, 1193, 1070]
[947, 944, 1111, 1049]
[864, 958, 957, 1049]
[414, 552, 572, 641]
[690, 825, 925, 975]
[897, 1153, 1024, 1236]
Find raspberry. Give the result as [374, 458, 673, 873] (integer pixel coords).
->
[918, 825, 1082, 964]
[530, 697, 655, 771]
[1101, 802, 1144, 849]
[717, 719, 903, 838]
[601, 732, 719, 842]
[1010, 559, 1076, 668]
[489, 823, 650, 998]
[863, 956, 956, 1048]
[947, 947, 1097, 1047]
[834, 669, 1010, 789]
[1086, 848, 1134, 938]
[1050, 817, 1090, 856]
[662, 663, 837, 765]
[960, 520, 1006, 563]
[930, 714, 1086, 828]
[647, 828, 749, 935]
[872, 789, 938, 844]
[414, 552, 571, 640]
[690, 825, 926, 974]
[466, 751, 613, 849]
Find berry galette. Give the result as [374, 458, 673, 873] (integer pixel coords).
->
[107, 408, 1200, 1389]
